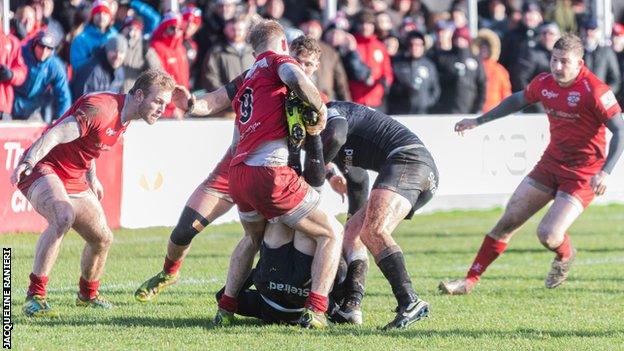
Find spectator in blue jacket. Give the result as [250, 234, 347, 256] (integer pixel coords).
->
[13, 31, 71, 122]
[70, 0, 118, 71]
[71, 35, 127, 99]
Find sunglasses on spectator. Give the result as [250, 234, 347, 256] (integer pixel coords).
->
[36, 42, 54, 50]
[165, 26, 182, 33]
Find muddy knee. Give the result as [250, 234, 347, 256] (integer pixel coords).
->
[51, 201, 75, 234]
[536, 225, 564, 249]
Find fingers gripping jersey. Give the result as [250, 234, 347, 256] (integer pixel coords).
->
[231, 51, 299, 166]
[524, 67, 622, 171]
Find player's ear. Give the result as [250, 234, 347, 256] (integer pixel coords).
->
[134, 89, 144, 103]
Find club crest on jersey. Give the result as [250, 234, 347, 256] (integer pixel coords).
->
[567, 91, 580, 107]
[541, 89, 559, 99]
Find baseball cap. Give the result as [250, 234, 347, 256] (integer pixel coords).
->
[182, 5, 202, 25]
[521, 1, 540, 13]
[582, 18, 598, 30]
[160, 12, 181, 29]
[91, 0, 112, 17]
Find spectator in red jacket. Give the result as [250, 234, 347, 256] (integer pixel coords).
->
[348, 9, 393, 112]
[1, 14, 28, 120]
[148, 12, 189, 119]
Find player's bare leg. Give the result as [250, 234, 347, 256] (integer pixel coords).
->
[537, 192, 582, 288]
[70, 191, 114, 309]
[355, 188, 428, 329]
[334, 207, 368, 325]
[290, 208, 342, 328]
[135, 187, 233, 302]
[439, 177, 553, 295]
[214, 218, 265, 326]
[23, 175, 75, 317]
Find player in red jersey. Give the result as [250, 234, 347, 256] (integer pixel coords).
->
[439, 34, 624, 295]
[214, 20, 342, 329]
[133, 73, 246, 302]
[10, 69, 182, 317]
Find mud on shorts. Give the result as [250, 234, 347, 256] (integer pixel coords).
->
[373, 145, 439, 219]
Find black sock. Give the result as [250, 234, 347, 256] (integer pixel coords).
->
[343, 259, 368, 305]
[377, 252, 418, 307]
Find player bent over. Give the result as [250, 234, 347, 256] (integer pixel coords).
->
[10, 69, 182, 317]
[439, 34, 624, 295]
[214, 220, 347, 326]
[319, 102, 439, 329]
[215, 20, 342, 329]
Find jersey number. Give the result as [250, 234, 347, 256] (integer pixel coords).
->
[239, 87, 253, 124]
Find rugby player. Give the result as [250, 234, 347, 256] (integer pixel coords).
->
[319, 101, 439, 329]
[133, 35, 330, 303]
[214, 20, 342, 328]
[10, 69, 182, 317]
[439, 34, 624, 295]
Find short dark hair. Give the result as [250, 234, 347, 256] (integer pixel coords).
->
[553, 33, 584, 58]
[128, 69, 176, 96]
[290, 35, 321, 58]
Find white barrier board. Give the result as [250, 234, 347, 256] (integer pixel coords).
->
[121, 115, 624, 228]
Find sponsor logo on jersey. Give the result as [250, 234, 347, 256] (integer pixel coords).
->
[599, 91, 618, 110]
[544, 107, 580, 120]
[373, 49, 384, 63]
[541, 89, 559, 99]
[268, 281, 310, 297]
[567, 91, 581, 107]
[344, 148, 354, 167]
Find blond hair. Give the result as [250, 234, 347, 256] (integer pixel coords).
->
[247, 19, 285, 52]
[129, 69, 176, 96]
[290, 35, 321, 58]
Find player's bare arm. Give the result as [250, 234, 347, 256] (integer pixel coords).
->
[591, 114, 624, 195]
[455, 92, 530, 134]
[86, 162, 104, 200]
[10, 117, 81, 185]
[277, 62, 327, 134]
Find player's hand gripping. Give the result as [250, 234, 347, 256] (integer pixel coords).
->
[305, 104, 327, 136]
[454, 118, 479, 136]
[590, 170, 609, 196]
[10, 162, 32, 186]
[172, 85, 192, 111]
[328, 174, 347, 202]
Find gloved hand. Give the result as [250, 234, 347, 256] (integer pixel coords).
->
[0, 65, 14, 82]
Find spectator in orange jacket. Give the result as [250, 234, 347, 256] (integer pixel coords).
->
[147, 12, 189, 119]
[348, 9, 394, 112]
[472, 28, 511, 113]
[1, 14, 28, 120]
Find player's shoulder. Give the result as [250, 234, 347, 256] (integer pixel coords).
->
[75, 93, 123, 120]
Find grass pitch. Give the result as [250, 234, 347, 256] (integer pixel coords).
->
[3, 205, 624, 350]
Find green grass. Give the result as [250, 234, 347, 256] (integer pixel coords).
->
[3, 205, 624, 351]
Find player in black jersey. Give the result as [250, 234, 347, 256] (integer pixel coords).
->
[319, 101, 439, 329]
[214, 220, 347, 326]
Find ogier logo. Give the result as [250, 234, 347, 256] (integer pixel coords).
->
[541, 89, 559, 99]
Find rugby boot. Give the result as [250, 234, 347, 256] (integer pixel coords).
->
[332, 299, 363, 325]
[23, 295, 59, 318]
[438, 278, 475, 295]
[213, 308, 235, 327]
[382, 298, 429, 330]
[76, 293, 113, 309]
[298, 308, 331, 329]
[545, 248, 577, 289]
[134, 271, 179, 302]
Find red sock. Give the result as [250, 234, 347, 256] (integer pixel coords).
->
[163, 256, 182, 275]
[466, 235, 508, 284]
[552, 234, 572, 260]
[27, 273, 48, 297]
[79, 277, 100, 300]
[305, 292, 328, 313]
[218, 294, 238, 313]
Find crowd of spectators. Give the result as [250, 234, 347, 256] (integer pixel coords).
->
[2, 0, 624, 122]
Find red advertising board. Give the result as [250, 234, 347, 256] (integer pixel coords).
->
[0, 124, 122, 233]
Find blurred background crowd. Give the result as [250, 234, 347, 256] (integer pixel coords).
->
[1, 0, 624, 122]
